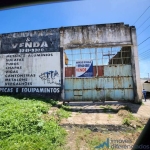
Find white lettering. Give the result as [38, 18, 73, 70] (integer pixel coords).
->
[41, 41, 48, 47]
[12, 43, 18, 48]
[19, 43, 24, 47]
[25, 42, 32, 48]
[0, 88, 13, 93]
[33, 42, 40, 47]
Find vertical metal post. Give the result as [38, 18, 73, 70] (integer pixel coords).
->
[102, 48, 103, 65]
[71, 49, 74, 77]
[95, 48, 98, 77]
[111, 47, 113, 65]
[121, 47, 123, 64]
[80, 49, 82, 59]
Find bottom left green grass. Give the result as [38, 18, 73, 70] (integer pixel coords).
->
[0, 96, 67, 150]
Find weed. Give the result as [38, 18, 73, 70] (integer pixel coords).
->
[122, 112, 138, 126]
[108, 114, 113, 119]
[56, 108, 71, 122]
[0, 96, 67, 150]
[123, 118, 130, 126]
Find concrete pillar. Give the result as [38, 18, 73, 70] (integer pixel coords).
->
[130, 26, 142, 103]
[60, 30, 65, 100]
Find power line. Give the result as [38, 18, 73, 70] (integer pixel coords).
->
[139, 48, 150, 56]
[138, 37, 150, 46]
[139, 43, 150, 51]
[137, 24, 150, 36]
[139, 54, 150, 60]
[139, 52, 150, 59]
[133, 5, 150, 25]
[137, 15, 150, 30]
[139, 55, 150, 61]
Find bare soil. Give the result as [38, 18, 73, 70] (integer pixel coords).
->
[58, 100, 150, 150]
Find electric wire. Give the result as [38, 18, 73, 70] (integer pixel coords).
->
[137, 24, 150, 36]
[138, 37, 150, 46]
[139, 43, 150, 51]
[139, 52, 150, 59]
[139, 48, 150, 55]
[137, 15, 150, 30]
[139, 55, 150, 61]
[133, 5, 150, 25]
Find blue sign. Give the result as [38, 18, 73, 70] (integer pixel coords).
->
[75, 60, 93, 77]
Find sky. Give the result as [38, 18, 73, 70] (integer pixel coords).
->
[0, 0, 150, 78]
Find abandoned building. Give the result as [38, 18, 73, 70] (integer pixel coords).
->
[0, 23, 142, 103]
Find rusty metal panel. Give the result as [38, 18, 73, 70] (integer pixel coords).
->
[123, 77, 133, 88]
[113, 77, 124, 88]
[74, 90, 82, 96]
[65, 90, 74, 100]
[82, 90, 92, 100]
[94, 89, 105, 101]
[124, 89, 134, 100]
[74, 96, 82, 100]
[73, 78, 83, 89]
[105, 89, 115, 100]
[114, 89, 124, 100]
[104, 65, 132, 76]
[65, 78, 74, 90]
[64, 64, 134, 101]
[104, 78, 114, 88]
[83, 78, 96, 89]
[97, 78, 105, 88]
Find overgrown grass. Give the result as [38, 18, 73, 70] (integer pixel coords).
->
[0, 96, 68, 150]
[122, 112, 138, 126]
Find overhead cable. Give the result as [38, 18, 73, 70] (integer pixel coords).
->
[138, 37, 150, 46]
[137, 16, 150, 29]
[133, 5, 150, 25]
[137, 24, 150, 36]
[139, 48, 150, 55]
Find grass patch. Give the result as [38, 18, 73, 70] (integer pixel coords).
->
[0, 96, 68, 150]
[122, 112, 138, 126]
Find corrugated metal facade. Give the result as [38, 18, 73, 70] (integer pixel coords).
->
[64, 65, 134, 101]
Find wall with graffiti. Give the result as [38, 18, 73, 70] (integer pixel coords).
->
[0, 29, 63, 98]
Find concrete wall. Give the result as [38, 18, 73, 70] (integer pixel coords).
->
[61, 23, 141, 102]
[0, 28, 63, 99]
[60, 23, 132, 49]
[0, 23, 142, 102]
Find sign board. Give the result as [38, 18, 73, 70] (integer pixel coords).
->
[0, 29, 62, 96]
[75, 60, 93, 77]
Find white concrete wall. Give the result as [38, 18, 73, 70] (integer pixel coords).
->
[60, 23, 132, 49]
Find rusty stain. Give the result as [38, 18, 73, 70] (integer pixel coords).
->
[95, 87, 102, 91]
[65, 65, 134, 101]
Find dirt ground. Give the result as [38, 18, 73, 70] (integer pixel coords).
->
[58, 99, 150, 150]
